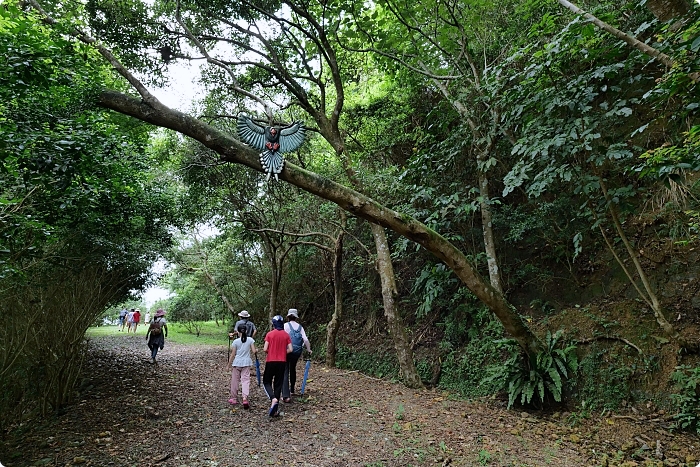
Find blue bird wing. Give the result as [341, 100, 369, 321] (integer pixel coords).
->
[278, 122, 305, 153]
[237, 115, 267, 151]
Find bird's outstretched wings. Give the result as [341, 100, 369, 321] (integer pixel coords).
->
[279, 122, 305, 153]
[237, 115, 267, 151]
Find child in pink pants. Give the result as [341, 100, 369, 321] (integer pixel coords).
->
[228, 325, 257, 409]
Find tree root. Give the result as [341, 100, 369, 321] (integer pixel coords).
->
[575, 336, 643, 354]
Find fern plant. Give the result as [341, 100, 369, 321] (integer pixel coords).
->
[484, 330, 578, 409]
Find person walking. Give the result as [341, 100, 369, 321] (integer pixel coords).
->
[146, 309, 168, 364]
[132, 308, 141, 333]
[229, 310, 257, 339]
[228, 324, 257, 409]
[118, 308, 128, 331]
[282, 309, 312, 402]
[126, 308, 135, 333]
[263, 315, 292, 417]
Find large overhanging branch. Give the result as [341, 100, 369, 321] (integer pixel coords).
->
[98, 89, 541, 356]
[25, 0, 542, 355]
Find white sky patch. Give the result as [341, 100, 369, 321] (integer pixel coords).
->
[150, 61, 205, 110]
[143, 286, 173, 307]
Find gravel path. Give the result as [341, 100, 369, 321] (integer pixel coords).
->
[1, 333, 698, 467]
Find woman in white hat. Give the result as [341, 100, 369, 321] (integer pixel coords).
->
[282, 308, 311, 402]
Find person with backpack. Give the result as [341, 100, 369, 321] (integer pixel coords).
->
[118, 308, 128, 331]
[229, 310, 257, 339]
[228, 324, 257, 409]
[146, 309, 168, 364]
[282, 308, 312, 403]
[263, 315, 292, 417]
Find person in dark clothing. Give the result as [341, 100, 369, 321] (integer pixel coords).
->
[146, 309, 168, 364]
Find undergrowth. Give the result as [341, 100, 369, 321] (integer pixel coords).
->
[438, 308, 506, 397]
[670, 364, 700, 434]
[483, 330, 578, 409]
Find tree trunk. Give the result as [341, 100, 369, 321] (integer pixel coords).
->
[203, 269, 236, 315]
[595, 179, 692, 348]
[371, 224, 424, 388]
[430, 79, 505, 294]
[98, 90, 544, 357]
[478, 172, 503, 293]
[325, 225, 345, 368]
[645, 0, 690, 21]
[329, 141, 423, 384]
[269, 258, 279, 320]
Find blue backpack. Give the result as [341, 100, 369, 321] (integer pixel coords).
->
[288, 323, 304, 354]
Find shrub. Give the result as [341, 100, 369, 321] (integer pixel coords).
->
[484, 330, 578, 409]
[670, 364, 700, 434]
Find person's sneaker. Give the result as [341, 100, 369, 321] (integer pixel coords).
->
[283, 397, 291, 403]
[228, 399, 238, 405]
[243, 400, 249, 410]
[269, 400, 279, 417]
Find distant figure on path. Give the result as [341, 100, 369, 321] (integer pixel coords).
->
[229, 310, 257, 340]
[282, 308, 312, 402]
[263, 315, 292, 417]
[132, 309, 141, 333]
[126, 308, 135, 333]
[144, 311, 151, 325]
[118, 308, 128, 331]
[146, 309, 168, 364]
[228, 324, 257, 409]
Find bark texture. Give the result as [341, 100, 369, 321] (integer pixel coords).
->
[325, 226, 345, 367]
[479, 173, 503, 293]
[372, 224, 423, 388]
[98, 90, 543, 357]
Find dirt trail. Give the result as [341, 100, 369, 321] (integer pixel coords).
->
[1, 334, 698, 467]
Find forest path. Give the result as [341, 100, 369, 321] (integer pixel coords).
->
[1, 333, 698, 467]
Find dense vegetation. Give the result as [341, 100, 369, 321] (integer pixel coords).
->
[2, 0, 699, 434]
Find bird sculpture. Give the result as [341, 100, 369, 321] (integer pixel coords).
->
[237, 115, 305, 181]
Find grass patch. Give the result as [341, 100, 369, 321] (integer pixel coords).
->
[87, 321, 230, 346]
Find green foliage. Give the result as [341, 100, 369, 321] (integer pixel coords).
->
[0, 4, 176, 428]
[411, 263, 458, 318]
[334, 343, 399, 380]
[670, 364, 700, 434]
[575, 347, 635, 410]
[478, 449, 492, 465]
[484, 330, 578, 409]
[439, 308, 507, 397]
[637, 126, 700, 183]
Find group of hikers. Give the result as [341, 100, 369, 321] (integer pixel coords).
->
[117, 307, 169, 363]
[118, 308, 139, 332]
[117, 305, 311, 416]
[117, 307, 151, 333]
[227, 308, 312, 417]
